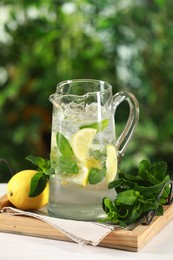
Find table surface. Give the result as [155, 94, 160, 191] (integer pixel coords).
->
[0, 183, 173, 260]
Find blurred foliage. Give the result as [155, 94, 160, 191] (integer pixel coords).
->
[0, 0, 173, 182]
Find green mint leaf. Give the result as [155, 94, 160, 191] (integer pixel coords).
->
[116, 190, 140, 205]
[88, 167, 106, 185]
[136, 177, 170, 198]
[28, 172, 48, 197]
[100, 197, 128, 227]
[108, 178, 122, 189]
[56, 132, 74, 159]
[138, 159, 151, 180]
[128, 203, 143, 223]
[143, 161, 168, 186]
[58, 156, 78, 174]
[145, 169, 159, 185]
[44, 167, 55, 176]
[25, 155, 52, 174]
[119, 171, 143, 183]
[152, 161, 167, 181]
[155, 205, 164, 216]
[26, 155, 45, 167]
[108, 178, 136, 193]
[79, 119, 109, 132]
[102, 197, 119, 221]
[102, 197, 114, 213]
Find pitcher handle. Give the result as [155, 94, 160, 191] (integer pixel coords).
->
[113, 91, 139, 159]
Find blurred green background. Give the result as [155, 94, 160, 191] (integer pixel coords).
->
[0, 0, 173, 182]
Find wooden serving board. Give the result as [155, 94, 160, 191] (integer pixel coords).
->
[0, 195, 173, 252]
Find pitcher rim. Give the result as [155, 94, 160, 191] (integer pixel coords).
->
[55, 78, 112, 95]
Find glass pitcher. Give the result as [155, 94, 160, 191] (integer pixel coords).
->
[48, 79, 139, 221]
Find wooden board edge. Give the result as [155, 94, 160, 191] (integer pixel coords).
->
[132, 204, 173, 248]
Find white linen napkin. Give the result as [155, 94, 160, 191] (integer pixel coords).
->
[1, 207, 122, 246]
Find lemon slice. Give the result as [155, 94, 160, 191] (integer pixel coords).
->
[61, 166, 89, 187]
[106, 145, 118, 183]
[71, 128, 97, 162]
[85, 158, 102, 170]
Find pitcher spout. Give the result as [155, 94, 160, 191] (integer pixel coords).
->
[49, 93, 56, 104]
[49, 93, 62, 109]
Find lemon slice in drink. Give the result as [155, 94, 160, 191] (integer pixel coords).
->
[62, 158, 103, 187]
[71, 128, 97, 162]
[61, 166, 89, 187]
[106, 145, 118, 183]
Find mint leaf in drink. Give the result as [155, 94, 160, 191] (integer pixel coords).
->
[79, 119, 109, 132]
[89, 149, 106, 162]
[52, 135, 78, 176]
[88, 167, 106, 184]
[28, 172, 48, 197]
[57, 156, 78, 174]
[56, 132, 74, 159]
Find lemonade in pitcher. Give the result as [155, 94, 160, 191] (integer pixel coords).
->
[49, 104, 117, 220]
[48, 79, 139, 220]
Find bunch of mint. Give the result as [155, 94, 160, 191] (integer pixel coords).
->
[101, 160, 172, 227]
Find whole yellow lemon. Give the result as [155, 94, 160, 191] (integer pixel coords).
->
[7, 170, 49, 210]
